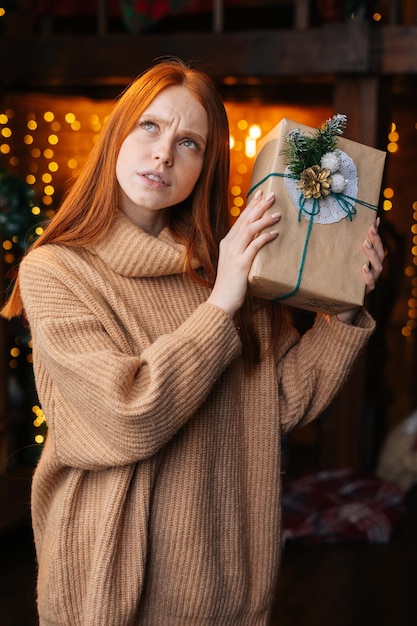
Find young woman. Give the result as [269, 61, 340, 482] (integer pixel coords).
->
[2, 58, 384, 625]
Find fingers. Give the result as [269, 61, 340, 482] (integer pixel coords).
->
[362, 217, 385, 294]
[207, 189, 280, 317]
[231, 189, 280, 250]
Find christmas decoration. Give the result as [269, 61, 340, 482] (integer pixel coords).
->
[0, 168, 42, 253]
[1, 167, 47, 459]
[284, 113, 347, 184]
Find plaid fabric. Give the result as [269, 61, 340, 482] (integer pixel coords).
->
[282, 468, 405, 545]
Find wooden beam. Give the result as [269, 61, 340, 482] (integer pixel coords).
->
[379, 26, 417, 73]
[333, 76, 381, 147]
[2, 25, 417, 91]
[3, 23, 372, 89]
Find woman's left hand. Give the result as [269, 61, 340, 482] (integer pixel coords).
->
[336, 217, 385, 324]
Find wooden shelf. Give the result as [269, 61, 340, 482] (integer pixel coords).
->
[3, 24, 417, 91]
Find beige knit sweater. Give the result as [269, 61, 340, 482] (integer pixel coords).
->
[19, 211, 375, 625]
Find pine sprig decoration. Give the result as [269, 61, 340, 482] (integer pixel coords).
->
[316, 113, 347, 154]
[284, 114, 347, 180]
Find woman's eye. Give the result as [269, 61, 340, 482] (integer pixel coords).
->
[181, 138, 199, 151]
[141, 121, 157, 132]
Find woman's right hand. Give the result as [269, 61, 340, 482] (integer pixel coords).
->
[207, 189, 280, 317]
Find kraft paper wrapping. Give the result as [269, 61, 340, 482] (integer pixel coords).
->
[247, 118, 386, 314]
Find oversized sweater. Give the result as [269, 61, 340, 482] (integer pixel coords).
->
[19, 210, 375, 625]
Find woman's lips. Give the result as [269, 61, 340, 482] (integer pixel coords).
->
[141, 171, 169, 187]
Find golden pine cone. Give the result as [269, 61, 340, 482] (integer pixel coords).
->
[297, 165, 333, 200]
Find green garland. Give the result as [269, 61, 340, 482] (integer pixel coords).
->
[283, 114, 347, 180]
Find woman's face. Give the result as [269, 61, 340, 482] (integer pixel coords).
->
[116, 84, 208, 235]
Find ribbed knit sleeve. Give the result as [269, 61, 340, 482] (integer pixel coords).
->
[19, 248, 242, 470]
[278, 309, 375, 434]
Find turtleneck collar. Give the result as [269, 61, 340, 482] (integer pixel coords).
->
[90, 211, 198, 278]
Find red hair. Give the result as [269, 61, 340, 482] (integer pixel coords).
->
[2, 57, 282, 366]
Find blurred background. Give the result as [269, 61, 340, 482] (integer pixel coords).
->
[1, 1, 417, 625]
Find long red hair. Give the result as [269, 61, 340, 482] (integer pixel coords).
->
[2, 57, 282, 366]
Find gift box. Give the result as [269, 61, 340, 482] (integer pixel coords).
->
[247, 117, 386, 314]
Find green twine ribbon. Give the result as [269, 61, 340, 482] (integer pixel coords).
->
[247, 171, 378, 303]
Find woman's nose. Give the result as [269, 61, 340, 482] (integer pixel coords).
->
[154, 139, 173, 166]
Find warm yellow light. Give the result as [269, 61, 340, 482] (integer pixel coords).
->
[234, 197, 244, 207]
[0, 9, 5, 18]
[245, 137, 257, 158]
[387, 142, 398, 153]
[1, 127, 11, 137]
[44, 148, 54, 158]
[383, 200, 392, 211]
[383, 187, 394, 198]
[32, 206, 41, 215]
[65, 112, 76, 124]
[44, 184, 54, 195]
[42, 173, 52, 183]
[35, 226, 44, 235]
[31, 148, 41, 158]
[0, 113, 8, 124]
[48, 134, 59, 145]
[27, 120, 37, 131]
[388, 132, 399, 142]
[71, 121, 81, 131]
[68, 158, 78, 169]
[23, 134, 33, 145]
[231, 185, 242, 196]
[402, 327, 412, 337]
[230, 206, 241, 217]
[2, 240, 12, 250]
[0, 143, 10, 154]
[48, 161, 59, 172]
[35, 435, 45, 444]
[229, 136, 235, 150]
[372, 12, 381, 22]
[10, 347, 20, 357]
[237, 119, 248, 131]
[249, 124, 261, 139]
[44, 111, 54, 122]
[26, 174, 36, 184]
[4, 253, 15, 264]
[51, 121, 61, 131]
